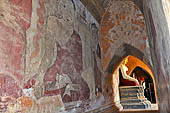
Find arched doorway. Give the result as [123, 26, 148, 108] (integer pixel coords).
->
[111, 55, 158, 110]
[100, 0, 159, 111]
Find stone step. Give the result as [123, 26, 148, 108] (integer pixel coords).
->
[120, 89, 144, 94]
[120, 98, 147, 104]
[121, 102, 151, 109]
[120, 92, 144, 98]
[120, 91, 144, 96]
[119, 86, 143, 89]
[119, 86, 144, 92]
[144, 100, 152, 107]
[120, 96, 146, 101]
[121, 100, 151, 107]
[119, 86, 151, 109]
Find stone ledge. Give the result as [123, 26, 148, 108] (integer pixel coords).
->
[119, 104, 159, 112]
[84, 103, 159, 113]
[85, 101, 124, 113]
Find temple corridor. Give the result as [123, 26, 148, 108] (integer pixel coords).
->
[0, 0, 169, 113]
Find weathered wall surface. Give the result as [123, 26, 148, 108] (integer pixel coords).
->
[24, 0, 104, 112]
[0, 0, 104, 112]
[161, 0, 170, 31]
[101, 0, 148, 70]
[142, 0, 170, 113]
[100, 0, 155, 111]
[0, 0, 169, 112]
[0, 0, 32, 112]
[101, 0, 148, 99]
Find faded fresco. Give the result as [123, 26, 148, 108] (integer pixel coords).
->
[44, 31, 90, 102]
[0, 0, 168, 112]
[0, 0, 32, 112]
[0, 0, 101, 112]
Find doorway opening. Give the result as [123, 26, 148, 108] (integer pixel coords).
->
[131, 67, 156, 103]
[117, 56, 157, 110]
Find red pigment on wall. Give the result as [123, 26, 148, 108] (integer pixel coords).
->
[31, 0, 46, 59]
[44, 31, 90, 103]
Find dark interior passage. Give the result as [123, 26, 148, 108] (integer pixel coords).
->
[131, 67, 156, 103]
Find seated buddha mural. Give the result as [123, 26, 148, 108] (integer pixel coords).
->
[119, 58, 139, 86]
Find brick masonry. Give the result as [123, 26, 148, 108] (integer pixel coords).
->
[101, 0, 147, 70]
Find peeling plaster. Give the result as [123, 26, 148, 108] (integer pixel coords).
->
[26, 0, 40, 81]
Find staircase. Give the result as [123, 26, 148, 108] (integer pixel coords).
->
[119, 86, 151, 109]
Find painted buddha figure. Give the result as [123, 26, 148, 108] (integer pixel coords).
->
[120, 58, 139, 86]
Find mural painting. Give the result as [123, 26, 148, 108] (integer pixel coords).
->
[44, 31, 90, 103]
[0, 0, 32, 111]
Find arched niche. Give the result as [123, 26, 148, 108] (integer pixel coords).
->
[119, 56, 157, 103]
[100, 0, 159, 111]
[103, 44, 158, 111]
[109, 56, 158, 110]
